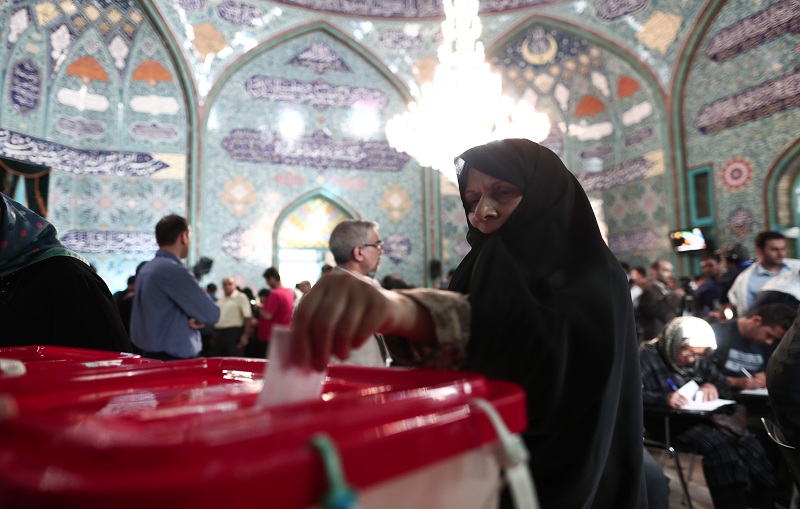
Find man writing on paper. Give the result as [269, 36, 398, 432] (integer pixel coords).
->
[711, 303, 795, 390]
[640, 317, 777, 509]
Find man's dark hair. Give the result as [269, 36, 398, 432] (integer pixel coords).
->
[257, 288, 271, 298]
[155, 215, 188, 247]
[700, 252, 721, 263]
[747, 303, 796, 329]
[755, 231, 785, 250]
[240, 286, 255, 302]
[206, 283, 217, 293]
[263, 267, 281, 281]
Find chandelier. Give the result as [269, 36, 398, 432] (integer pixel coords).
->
[385, 0, 550, 183]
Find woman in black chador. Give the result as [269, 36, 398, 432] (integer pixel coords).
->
[291, 139, 647, 508]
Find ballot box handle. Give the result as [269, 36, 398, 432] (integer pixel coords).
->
[311, 433, 361, 509]
[470, 398, 539, 509]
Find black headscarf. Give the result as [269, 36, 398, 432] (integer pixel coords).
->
[449, 139, 646, 509]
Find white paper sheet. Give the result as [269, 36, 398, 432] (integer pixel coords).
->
[739, 388, 768, 396]
[675, 380, 734, 411]
[677, 380, 700, 400]
[680, 398, 736, 411]
[256, 325, 327, 408]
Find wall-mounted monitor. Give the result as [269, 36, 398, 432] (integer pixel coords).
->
[669, 227, 709, 253]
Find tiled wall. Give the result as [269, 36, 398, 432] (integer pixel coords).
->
[682, 0, 800, 258]
[0, 0, 187, 292]
[1, 0, 798, 292]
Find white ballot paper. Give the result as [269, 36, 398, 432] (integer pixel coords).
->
[739, 388, 768, 396]
[677, 380, 700, 400]
[677, 380, 735, 411]
[256, 325, 327, 408]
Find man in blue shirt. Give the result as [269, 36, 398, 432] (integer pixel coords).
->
[711, 303, 795, 390]
[130, 215, 220, 360]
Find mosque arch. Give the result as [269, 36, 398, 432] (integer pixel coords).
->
[272, 189, 358, 285]
[485, 15, 672, 265]
[136, 2, 201, 244]
[669, 0, 726, 232]
[487, 14, 669, 155]
[197, 22, 429, 287]
[205, 21, 412, 117]
[765, 140, 800, 255]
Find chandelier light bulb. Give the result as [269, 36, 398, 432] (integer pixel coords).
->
[385, 0, 550, 183]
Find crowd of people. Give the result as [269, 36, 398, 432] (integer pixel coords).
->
[623, 230, 800, 508]
[2, 137, 800, 509]
[110, 215, 415, 363]
[625, 230, 800, 341]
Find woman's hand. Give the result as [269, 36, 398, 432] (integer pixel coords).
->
[290, 272, 434, 371]
[290, 273, 394, 371]
[667, 391, 688, 408]
[697, 383, 719, 402]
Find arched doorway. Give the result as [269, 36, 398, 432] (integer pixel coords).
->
[766, 141, 800, 257]
[274, 193, 354, 287]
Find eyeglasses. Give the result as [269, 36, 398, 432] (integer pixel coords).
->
[677, 347, 705, 361]
[361, 240, 384, 250]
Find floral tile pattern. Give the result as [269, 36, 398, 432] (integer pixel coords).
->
[0, 0, 797, 289]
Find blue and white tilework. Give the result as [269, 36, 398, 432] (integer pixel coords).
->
[0, 0, 798, 291]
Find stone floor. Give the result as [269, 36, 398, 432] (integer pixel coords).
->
[646, 446, 714, 509]
[650, 446, 797, 509]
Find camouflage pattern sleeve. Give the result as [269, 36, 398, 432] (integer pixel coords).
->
[390, 288, 470, 370]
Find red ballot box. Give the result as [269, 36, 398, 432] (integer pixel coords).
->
[0, 345, 158, 377]
[0, 355, 527, 509]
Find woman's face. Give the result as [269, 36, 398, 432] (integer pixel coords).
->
[674, 346, 707, 367]
[464, 168, 523, 235]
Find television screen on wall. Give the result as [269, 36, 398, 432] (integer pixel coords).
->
[669, 228, 708, 253]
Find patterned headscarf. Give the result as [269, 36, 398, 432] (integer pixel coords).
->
[656, 316, 717, 378]
[0, 192, 85, 278]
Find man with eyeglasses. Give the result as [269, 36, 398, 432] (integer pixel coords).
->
[327, 219, 391, 367]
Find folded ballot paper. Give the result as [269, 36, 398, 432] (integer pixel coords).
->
[677, 380, 735, 411]
[256, 325, 327, 408]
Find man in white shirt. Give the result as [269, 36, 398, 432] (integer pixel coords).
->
[327, 219, 391, 367]
[213, 277, 252, 356]
[728, 231, 800, 314]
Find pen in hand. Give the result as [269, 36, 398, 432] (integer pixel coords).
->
[666, 378, 687, 408]
[739, 366, 765, 389]
[667, 378, 679, 391]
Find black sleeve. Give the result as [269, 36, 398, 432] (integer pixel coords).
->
[0, 256, 132, 353]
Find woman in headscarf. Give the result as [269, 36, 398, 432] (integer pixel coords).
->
[0, 192, 131, 352]
[291, 139, 646, 508]
[640, 316, 777, 509]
